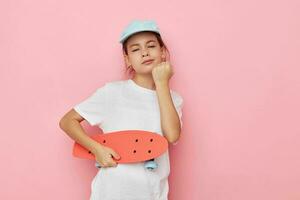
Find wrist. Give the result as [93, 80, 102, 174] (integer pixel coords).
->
[90, 142, 104, 154]
[155, 80, 169, 88]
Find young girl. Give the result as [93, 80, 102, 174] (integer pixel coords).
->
[59, 19, 183, 200]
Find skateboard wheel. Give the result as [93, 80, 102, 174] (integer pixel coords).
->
[95, 162, 102, 168]
[144, 159, 158, 170]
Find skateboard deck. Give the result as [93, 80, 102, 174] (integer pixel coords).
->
[73, 130, 168, 163]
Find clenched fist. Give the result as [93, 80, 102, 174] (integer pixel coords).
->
[151, 61, 174, 84]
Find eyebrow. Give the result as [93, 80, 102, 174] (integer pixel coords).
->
[129, 40, 156, 48]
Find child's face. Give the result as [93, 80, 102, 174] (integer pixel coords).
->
[124, 32, 166, 75]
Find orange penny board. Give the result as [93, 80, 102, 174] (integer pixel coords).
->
[73, 130, 168, 163]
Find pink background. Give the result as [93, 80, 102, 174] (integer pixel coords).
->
[1, 0, 300, 199]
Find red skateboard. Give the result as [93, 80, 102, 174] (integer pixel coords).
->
[73, 130, 168, 165]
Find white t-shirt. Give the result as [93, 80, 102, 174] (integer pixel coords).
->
[73, 79, 183, 200]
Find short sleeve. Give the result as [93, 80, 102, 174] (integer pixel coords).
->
[73, 84, 108, 126]
[173, 92, 184, 128]
[172, 92, 184, 146]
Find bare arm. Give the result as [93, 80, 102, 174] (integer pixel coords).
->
[156, 82, 181, 144]
[59, 108, 103, 154]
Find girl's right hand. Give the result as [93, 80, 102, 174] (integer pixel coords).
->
[92, 145, 121, 168]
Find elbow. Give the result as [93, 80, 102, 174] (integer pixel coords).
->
[168, 138, 178, 144]
[168, 136, 180, 144]
[59, 117, 68, 130]
[166, 131, 181, 144]
[59, 118, 65, 130]
[163, 125, 182, 144]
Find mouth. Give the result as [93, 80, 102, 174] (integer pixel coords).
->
[142, 59, 154, 65]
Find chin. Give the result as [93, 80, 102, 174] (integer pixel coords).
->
[137, 68, 153, 75]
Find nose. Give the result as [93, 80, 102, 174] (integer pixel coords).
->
[142, 49, 149, 57]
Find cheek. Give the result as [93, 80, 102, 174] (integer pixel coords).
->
[128, 54, 139, 62]
[153, 52, 162, 61]
[132, 56, 141, 64]
[152, 49, 162, 58]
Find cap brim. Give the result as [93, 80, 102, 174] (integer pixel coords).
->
[119, 30, 160, 44]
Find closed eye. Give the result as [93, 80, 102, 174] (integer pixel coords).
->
[132, 46, 156, 52]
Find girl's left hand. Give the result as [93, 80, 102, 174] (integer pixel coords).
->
[152, 61, 174, 84]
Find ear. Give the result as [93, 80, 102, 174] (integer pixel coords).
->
[161, 46, 167, 61]
[123, 51, 131, 67]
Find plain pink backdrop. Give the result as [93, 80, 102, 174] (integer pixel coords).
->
[1, 0, 300, 199]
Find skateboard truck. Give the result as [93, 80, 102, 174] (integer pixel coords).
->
[95, 158, 158, 171]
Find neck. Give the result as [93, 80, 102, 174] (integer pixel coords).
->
[132, 74, 156, 90]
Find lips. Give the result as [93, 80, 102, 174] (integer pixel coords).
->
[142, 59, 154, 64]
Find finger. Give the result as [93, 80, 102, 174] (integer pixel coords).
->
[96, 158, 105, 167]
[102, 160, 116, 168]
[101, 161, 108, 167]
[108, 160, 118, 167]
[110, 151, 121, 160]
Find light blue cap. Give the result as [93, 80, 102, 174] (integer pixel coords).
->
[119, 19, 161, 44]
